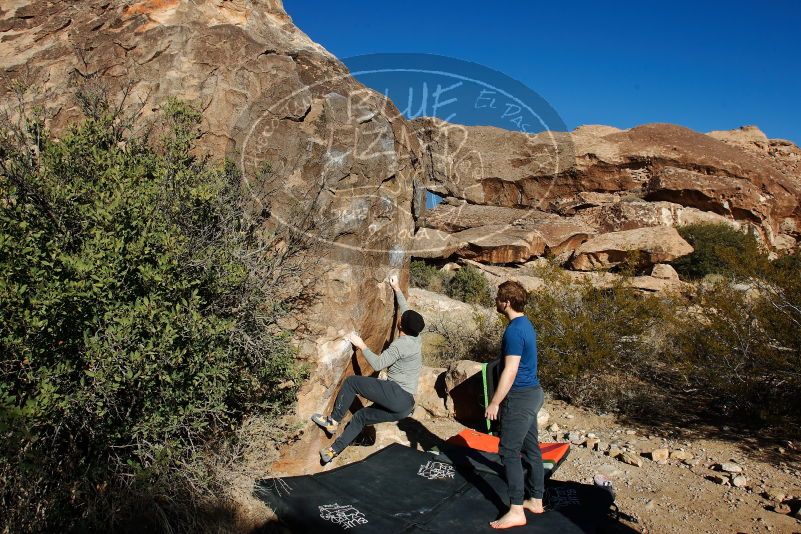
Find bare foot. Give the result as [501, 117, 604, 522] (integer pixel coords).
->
[489, 506, 527, 529]
[522, 497, 545, 514]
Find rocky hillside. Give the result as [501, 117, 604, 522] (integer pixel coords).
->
[411, 119, 801, 271]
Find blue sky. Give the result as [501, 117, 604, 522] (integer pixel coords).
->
[285, 1, 801, 144]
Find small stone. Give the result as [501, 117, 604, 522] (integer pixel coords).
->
[720, 462, 743, 474]
[732, 475, 748, 488]
[608, 446, 623, 459]
[766, 490, 786, 503]
[650, 448, 669, 462]
[568, 431, 585, 445]
[548, 423, 560, 432]
[625, 430, 637, 435]
[585, 438, 600, 450]
[670, 450, 693, 461]
[595, 441, 609, 452]
[645, 499, 655, 511]
[619, 451, 643, 467]
[565, 414, 575, 420]
[774, 503, 791, 514]
[587, 432, 597, 439]
[684, 458, 700, 467]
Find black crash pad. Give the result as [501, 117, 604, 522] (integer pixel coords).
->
[254, 443, 613, 533]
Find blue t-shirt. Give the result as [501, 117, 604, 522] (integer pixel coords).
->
[501, 316, 539, 389]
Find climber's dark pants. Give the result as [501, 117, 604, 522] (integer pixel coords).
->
[499, 385, 544, 505]
[331, 376, 414, 454]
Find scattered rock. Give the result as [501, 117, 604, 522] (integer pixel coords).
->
[732, 475, 748, 488]
[608, 446, 623, 459]
[651, 263, 680, 280]
[537, 410, 550, 429]
[548, 423, 560, 433]
[765, 490, 786, 503]
[774, 503, 791, 515]
[649, 448, 670, 462]
[595, 441, 610, 453]
[568, 431, 585, 445]
[619, 451, 643, 467]
[625, 430, 637, 435]
[720, 462, 744, 474]
[670, 450, 694, 461]
[585, 438, 600, 450]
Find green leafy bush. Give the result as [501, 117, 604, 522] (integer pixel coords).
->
[409, 259, 445, 291]
[427, 311, 504, 366]
[0, 97, 303, 532]
[672, 223, 769, 280]
[525, 272, 669, 410]
[445, 265, 493, 307]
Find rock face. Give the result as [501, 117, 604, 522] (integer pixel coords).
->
[413, 200, 594, 262]
[571, 227, 694, 271]
[412, 118, 801, 249]
[0, 1, 424, 473]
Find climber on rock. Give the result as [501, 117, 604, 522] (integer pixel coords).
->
[311, 273, 425, 464]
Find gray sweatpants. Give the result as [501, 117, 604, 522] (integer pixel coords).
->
[499, 385, 545, 505]
[331, 375, 414, 454]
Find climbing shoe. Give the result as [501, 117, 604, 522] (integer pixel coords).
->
[311, 413, 338, 436]
[320, 446, 337, 465]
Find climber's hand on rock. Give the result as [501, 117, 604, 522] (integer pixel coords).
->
[347, 332, 366, 350]
[388, 274, 400, 290]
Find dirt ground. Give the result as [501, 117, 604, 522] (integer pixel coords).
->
[308, 399, 801, 534]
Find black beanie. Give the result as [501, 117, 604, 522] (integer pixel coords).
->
[400, 310, 425, 336]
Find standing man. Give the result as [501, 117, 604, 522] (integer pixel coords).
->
[485, 280, 545, 529]
[311, 274, 424, 464]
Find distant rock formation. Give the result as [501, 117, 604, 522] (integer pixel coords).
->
[412, 118, 800, 266]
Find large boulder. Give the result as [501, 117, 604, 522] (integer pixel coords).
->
[414, 200, 593, 261]
[0, 0, 424, 474]
[578, 200, 740, 234]
[571, 226, 693, 271]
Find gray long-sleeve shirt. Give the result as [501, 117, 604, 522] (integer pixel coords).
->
[361, 288, 422, 396]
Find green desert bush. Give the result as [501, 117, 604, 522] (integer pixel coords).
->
[669, 249, 801, 419]
[409, 259, 446, 292]
[0, 96, 304, 532]
[445, 265, 493, 307]
[427, 312, 504, 366]
[525, 272, 671, 410]
[672, 223, 769, 280]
